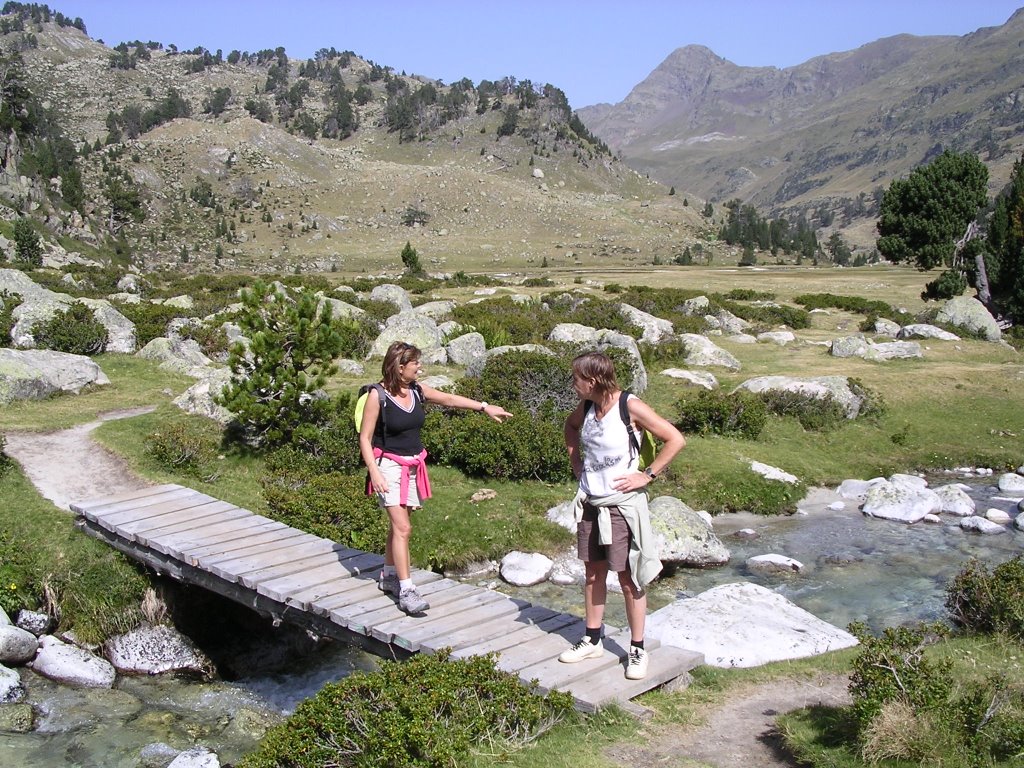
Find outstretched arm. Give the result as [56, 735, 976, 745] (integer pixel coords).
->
[418, 384, 512, 422]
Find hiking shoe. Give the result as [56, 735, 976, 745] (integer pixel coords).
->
[398, 586, 430, 614]
[558, 636, 603, 663]
[377, 572, 399, 595]
[625, 647, 649, 680]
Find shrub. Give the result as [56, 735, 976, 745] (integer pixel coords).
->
[462, 350, 577, 415]
[794, 292, 902, 321]
[177, 320, 231, 360]
[847, 622, 952, 731]
[260, 468, 387, 552]
[757, 390, 848, 432]
[32, 302, 108, 354]
[115, 301, 191, 346]
[675, 389, 767, 439]
[144, 421, 219, 479]
[0, 291, 23, 347]
[239, 650, 576, 768]
[945, 555, 1024, 641]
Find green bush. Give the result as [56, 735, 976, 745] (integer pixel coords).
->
[260, 468, 387, 552]
[177, 319, 231, 360]
[721, 288, 776, 301]
[0, 291, 23, 347]
[32, 302, 108, 355]
[945, 556, 1024, 641]
[462, 350, 577, 415]
[757, 390, 848, 432]
[239, 650, 576, 768]
[675, 389, 767, 439]
[422, 411, 571, 482]
[794, 292, 904, 321]
[115, 301, 190, 346]
[714, 296, 810, 329]
[144, 421, 219, 479]
[848, 622, 952, 731]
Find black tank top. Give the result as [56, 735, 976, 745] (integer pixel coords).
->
[373, 389, 425, 455]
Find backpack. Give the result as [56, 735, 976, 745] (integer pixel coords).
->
[354, 382, 423, 447]
[582, 390, 658, 470]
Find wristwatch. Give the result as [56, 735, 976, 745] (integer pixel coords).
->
[479, 401, 489, 412]
[644, 467, 658, 480]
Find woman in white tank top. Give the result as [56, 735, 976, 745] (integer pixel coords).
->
[559, 351, 686, 680]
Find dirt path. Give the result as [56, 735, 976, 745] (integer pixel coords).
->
[3, 406, 157, 510]
[606, 673, 850, 768]
[2, 407, 850, 767]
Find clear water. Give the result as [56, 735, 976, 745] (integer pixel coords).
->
[4, 480, 1020, 766]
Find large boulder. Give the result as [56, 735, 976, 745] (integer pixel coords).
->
[618, 303, 674, 344]
[368, 311, 444, 359]
[660, 368, 718, 391]
[105, 624, 214, 678]
[935, 296, 1001, 341]
[862, 479, 942, 523]
[499, 551, 553, 586]
[548, 323, 648, 393]
[316, 295, 365, 322]
[445, 332, 487, 368]
[136, 337, 213, 377]
[678, 334, 741, 371]
[646, 581, 858, 668]
[898, 324, 959, 341]
[30, 635, 116, 688]
[0, 348, 110, 405]
[734, 375, 865, 419]
[413, 299, 456, 321]
[172, 368, 233, 423]
[935, 484, 976, 516]
[369, 283, 413, 313]
[648, 495, 730, 567]
[0, 624, 38, 665]
[79, 298, 137, 353]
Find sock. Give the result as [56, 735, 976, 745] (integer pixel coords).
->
[383, 565, 396, 578]
[630, 639, 645, 651]
[585, 626, 602, 645]
[399, 578, 414, 592]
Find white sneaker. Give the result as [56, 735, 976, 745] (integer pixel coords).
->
[625, 647, 649, 680]
[398, 586, 429, 614]
[558, 636, 603, 663]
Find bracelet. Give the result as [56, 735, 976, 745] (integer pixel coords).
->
[644, 467, 658, 480]
[479, 401, 489, 412]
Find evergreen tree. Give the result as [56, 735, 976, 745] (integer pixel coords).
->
[13, 216, 41, 265]
[217, 282, 342, 449]
[400, 241, 423, 275]
[987, 150, 1024, 319]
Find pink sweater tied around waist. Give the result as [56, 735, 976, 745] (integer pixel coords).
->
[371, 447, 432, 506]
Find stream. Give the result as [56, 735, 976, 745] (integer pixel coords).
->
[2, 476, 1022, 767]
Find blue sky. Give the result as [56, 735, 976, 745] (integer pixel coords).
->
[52, 1, 1024, 109]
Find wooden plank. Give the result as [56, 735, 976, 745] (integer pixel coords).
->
[420, 604, 559, 654]
[71, 483, 182, 514]
[301, 571, 388, 614]
[279, 554, 386, 605]
[255, 554, 383, 604]
[81, 487, 207, 521]
[172, 521, 298, 558]
[143, 510, 264, 554]
[191, 529, 318, 567]
[203, 538, 336, 582]
[383, 592, 521, 651]
[361, 584, 502, 641]
[450, 613, 582, 660]
[125, 502, 247, 544]
[518, 630, 661, 695]
[492, 623, 592, 676]
[89, 489, 220, 526]
[237, 548, 382, 589]
[328, 575, 459, 631]
[562, 646, 704, 713]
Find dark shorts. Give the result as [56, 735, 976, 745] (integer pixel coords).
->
[577, 502, 632, 572]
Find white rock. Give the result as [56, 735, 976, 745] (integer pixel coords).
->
[997, 472, 1024, 493]
[168, 746, 220, 768]
[660, 368, 718, 390]
[30, 635, 116, 688]
[15, 609, 52, 636]
[0, 624, 39, 665]
[746, 554, 804, 574]
[749, 461, 798, 484]
[499, 551, 553, 586]
[862, 480, 942, 523]
[836, 478, 884, 501]
[105, 624, 212, 677]
[935, 484, 975, 516]
[0, 664, 24, 702]
[646, 582, 858, 668]
[984, 508, 1012, 525]
[922, 514, 942, 523]
[826, 501, 846, 511]
[960, 516, 1006, 534]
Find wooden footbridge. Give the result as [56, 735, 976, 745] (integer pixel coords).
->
[71, 483, 702, 712]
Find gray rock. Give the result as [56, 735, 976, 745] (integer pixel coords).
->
[680, 296, 711, 315]
[829, 335, 870, 358]
[547, 323, 648, 393]
[116, 273, 146, 293]
[960, 516, 1006, 534]
[873, 318, 901, 337]
[167, 746, 220, 768]
[984, 508, 1012, 524]
[647, 581, 857, 668]
[935, 484, 976, 516]
[136, 337, 213, 377]
[316, 295, 365, 322]
[465, 343, 554, 378]
[678, 333, 741, 371]
[997, 472, 1024, 493]
[865, 340, 923, 361]
[140, 742, 181, 768]
[0, 623, 40, 664]
[756, 330, 795, 345]
[660, 368, 718, 390]
[836, 478, 883, 501]
[104, 624, 214, 678]
[746, 554, 804, 574]
[935, 295, 1001, 341]
[713, 309, 749, 335]
[862, 480, 942, 523]
[649, 496, 729, 567]
[413, 299, 456, 320]
[15, 609, 52, 636]
[30, 635, 116, 688]
[368, 311, 444, 358]
[749, 461, 799, 484]
[898, 324, 959, 341]
[445, 332, 487, 367]
[369, 284, 413, 312]
[0, 664, 24, 702]
[80, 298, 137, 352]
[618, 303, 674, 344]
[734, 375, 864, 418]
[172, 368, 233, 423]
[0, 348, 110, 405]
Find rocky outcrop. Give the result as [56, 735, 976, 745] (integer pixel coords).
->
[0, 348, 109, 405]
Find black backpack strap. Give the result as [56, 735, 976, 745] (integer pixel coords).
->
[618, 390, 641, 459]
[371, 383, 388, 449]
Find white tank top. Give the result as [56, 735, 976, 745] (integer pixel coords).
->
[579, 394, 638, 496]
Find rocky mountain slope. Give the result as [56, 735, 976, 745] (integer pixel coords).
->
[0, 7, 706, 276]
[579, 9, 1024, 243]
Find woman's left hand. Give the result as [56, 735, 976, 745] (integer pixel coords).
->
[612, 471, 652, 493]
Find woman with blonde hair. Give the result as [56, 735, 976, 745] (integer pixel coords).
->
[359, 341, 512, 614]
[559, 351, 685, 679]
